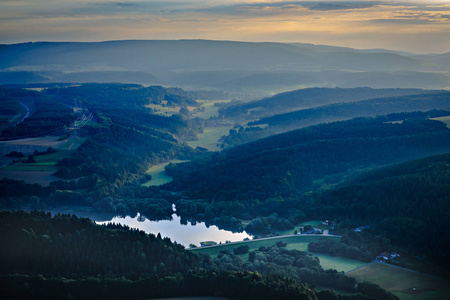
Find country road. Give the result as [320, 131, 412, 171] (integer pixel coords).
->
[15, 100, 30, 126]
[189, 231, 342, 250]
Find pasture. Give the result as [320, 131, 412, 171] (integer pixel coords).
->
[194, 100, 231, 119]
[187, 126, 233, 151]
[192, 235, 365, 273]
[433, 116, 450, 129]
[142, 159, 189, 186]
[2, 149, 73, 171]
[347, 262, 450, 300]
[0, 136, 84, 185]
[0, 136, 85, 154]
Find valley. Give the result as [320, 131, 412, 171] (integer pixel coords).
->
[1, 41, 450, 300]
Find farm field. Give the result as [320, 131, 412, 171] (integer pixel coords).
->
[0, 170, 57, 186]
[347, 262, 450, 300]
[314, 253, 367, 273]
[194, 100, 231, 119]
[1, 149, 73, 171]
[142, 159, 189, 186]
[433, 116, 450, 128]
[0, 136, 85, 153]
[0, 136, 84, 185]
[146, 103, 193, 116]
[192, 235, 365, 273]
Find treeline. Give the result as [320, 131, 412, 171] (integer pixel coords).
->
[166, 116, 450, 219]
[219, 87, 434, 120]
[221, 95, 450, 148]
[0, 211, 396, 300]
[44, 83, 199, 108]
[208, 245, 397, 300]
[0, 272, 319, 300]
[0, 88, 23, 122]
[0, 211, 197, 278]
[0, 178, 178, 219]
[250, 93, 450, 127]
[308, 231, 393, 262]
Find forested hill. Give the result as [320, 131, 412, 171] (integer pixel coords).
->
[312, 153, 450, 269]
[221, 91, 450, 148]
[43, 84, 203, 197]
[0, 211, 396, 300]
[220, 87, 438, 120]
[166, 116, 450, 210]
[0, 84, 205, 200]
[250, 91, 450, 127]
[1, 40, 449, 92]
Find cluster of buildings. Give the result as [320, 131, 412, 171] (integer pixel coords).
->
[376, 252, 401, 262]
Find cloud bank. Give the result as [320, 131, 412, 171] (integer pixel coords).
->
[1, 1, 449, 53]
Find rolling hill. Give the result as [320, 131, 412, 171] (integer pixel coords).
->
[1, 40, 449, 94]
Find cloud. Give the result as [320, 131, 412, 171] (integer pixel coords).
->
[298, 1, 383, 11]
[1, 0, 450, 53]
[204, 1, 384, 14]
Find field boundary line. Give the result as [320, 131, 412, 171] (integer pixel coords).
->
[189, 233, 342, 250]
[346, 261, 441, 279]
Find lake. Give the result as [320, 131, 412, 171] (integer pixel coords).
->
[96, 211, 251, 247]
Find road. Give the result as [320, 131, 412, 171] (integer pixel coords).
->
[189, 231, 341, 250]
[15, 100, 30, 126]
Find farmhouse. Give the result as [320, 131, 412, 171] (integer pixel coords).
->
[375, 252, 401, 262]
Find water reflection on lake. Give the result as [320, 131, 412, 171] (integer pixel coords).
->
[96, 213, 251, 247]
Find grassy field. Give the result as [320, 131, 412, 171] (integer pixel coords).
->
[146, 103, 182, 116]
[347, 263, 450, 300]
[187, 126, 233, 151]
[433, 116, 450, 129]
[142, 159, 189, 186]
[0, 136, 84, 185]
[192, 235, 366, 273]
[1, 149, 73, 172]
[57, 137, 85, 150]
[194, 100, 231, 119]
[0, 136, 85, 152]
[314, 253, 366, 273]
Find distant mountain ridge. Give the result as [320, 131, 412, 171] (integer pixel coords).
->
[1, 40, 449, 94]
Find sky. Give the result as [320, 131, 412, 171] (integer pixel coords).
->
[1, 0, 450, 54]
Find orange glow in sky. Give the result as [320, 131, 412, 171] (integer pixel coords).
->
[0, 1, 449, 53]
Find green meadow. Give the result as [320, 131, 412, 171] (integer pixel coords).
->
[347, 263, 450, 300]
[433, 116, 450, 129]
[192, 235, 365, 273]
[142, 159, 189, 187]
[0, 136, 85, 185]
[187, 126, 233, 151]
[2, 149, 73, 172]
[194, 100, 231, 119]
